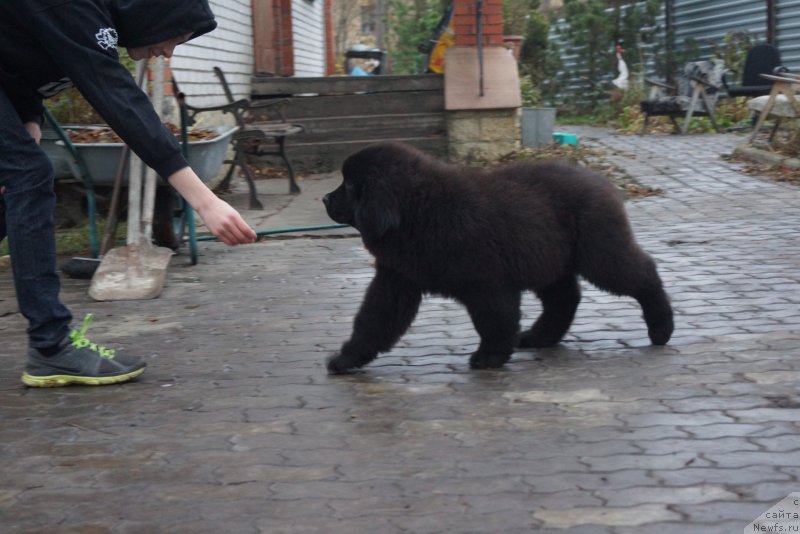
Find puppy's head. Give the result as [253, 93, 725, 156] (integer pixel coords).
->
[323, 143, 409, 240]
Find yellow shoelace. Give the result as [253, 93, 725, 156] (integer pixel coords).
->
[69, 314, 116, 359]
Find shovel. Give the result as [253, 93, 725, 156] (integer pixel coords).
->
[59, 65, 146, 279]
[89, 58, 174, 301]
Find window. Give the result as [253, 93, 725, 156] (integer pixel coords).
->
[361, 5, 375, 34]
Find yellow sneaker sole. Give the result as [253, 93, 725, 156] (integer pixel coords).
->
[21, 367, 145, 387]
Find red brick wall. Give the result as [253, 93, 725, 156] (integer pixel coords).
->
[274, 0, 295, 76]
[324, 0, 335, 75]
[453, 0, 504, 47]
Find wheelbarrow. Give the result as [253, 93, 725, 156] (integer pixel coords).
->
[47, 111, 238, 265]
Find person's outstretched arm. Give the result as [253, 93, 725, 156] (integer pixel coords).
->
[167, 166, 256, 245]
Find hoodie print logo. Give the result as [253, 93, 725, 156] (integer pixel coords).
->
[95, 28, 118, 50]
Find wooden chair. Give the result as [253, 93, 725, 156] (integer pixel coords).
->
[746, 73, 800, 145]
[639, 59, 728, 135]
[172, 68, 304, 209]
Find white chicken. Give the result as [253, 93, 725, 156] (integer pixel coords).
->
[611, 43, 629, 91]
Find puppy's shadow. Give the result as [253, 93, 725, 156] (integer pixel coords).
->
[512, 343, 584, 360]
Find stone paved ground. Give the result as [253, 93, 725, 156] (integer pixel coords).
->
[2, 127, 800, 533]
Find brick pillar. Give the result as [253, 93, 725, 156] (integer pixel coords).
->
[274, 0, 295, 76]
[453, 0, 504, 48]
[251, 0, 293, 76]
[445, 0, 521, 163]
[324, 0, 335, 75]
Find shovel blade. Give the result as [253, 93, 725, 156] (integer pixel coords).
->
[88, 245, 174, 301]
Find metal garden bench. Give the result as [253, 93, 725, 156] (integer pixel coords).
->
[173, 67, 304, 209]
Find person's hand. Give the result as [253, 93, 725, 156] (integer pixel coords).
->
[195, 197, 257, 245]
[24, 121, 42, 144]
[165, 167, 256, 246]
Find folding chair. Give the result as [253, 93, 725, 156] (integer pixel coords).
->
[640, 59, 728, 134]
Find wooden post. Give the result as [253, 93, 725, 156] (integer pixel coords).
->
[252, 0, 276, 75]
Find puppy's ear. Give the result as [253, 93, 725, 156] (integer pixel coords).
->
[354, 180, 401, 239]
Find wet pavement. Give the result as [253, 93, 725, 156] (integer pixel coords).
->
[2, 127, 800, 533]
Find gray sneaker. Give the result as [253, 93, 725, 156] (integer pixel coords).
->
[22, 314, 146, 387]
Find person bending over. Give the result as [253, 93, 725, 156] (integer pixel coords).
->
[0, 0, 257, 387]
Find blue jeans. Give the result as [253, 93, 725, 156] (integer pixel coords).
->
[0, 86, 72, 348]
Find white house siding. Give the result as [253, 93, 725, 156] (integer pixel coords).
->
[170, 0, 254, 105]
[292, 0, 326, 76]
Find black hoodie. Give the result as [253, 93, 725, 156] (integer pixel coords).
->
[0, 0, 217, 181]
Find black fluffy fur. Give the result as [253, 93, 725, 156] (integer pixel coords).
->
[323, 142, 673, 373]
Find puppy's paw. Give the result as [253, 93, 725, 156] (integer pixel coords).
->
[469, 350, 511, 370]
[517, 328, 562, 349]
[327, 352, 374, 375]
[648, 318, 674, 346]
[326, 353, 358, 375]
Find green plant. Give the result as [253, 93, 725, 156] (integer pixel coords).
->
[503, 0, 539, 36]
[0, 218, 126, 258]
[556, 0, 660, 115]
[46, 88, 104, 125]
[614, 0, 661, 76]
[557, 114, 609, 126]
[517, 1, 561, 105]
[612, 89, 754, 135]
[519, 74, 543, 107]
[387, 0, 447, 74]
[711, 30, 757, 78]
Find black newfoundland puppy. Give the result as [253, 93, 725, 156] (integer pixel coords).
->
[323, 142, 673, 373]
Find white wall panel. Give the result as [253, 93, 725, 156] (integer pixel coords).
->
[292, 0, 326, 76]
[171, 0, 254, 106]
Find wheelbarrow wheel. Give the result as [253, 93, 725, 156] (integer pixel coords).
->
[153, 185, 186, 250]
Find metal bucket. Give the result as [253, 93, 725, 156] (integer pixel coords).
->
[520, 107, 556, 148]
